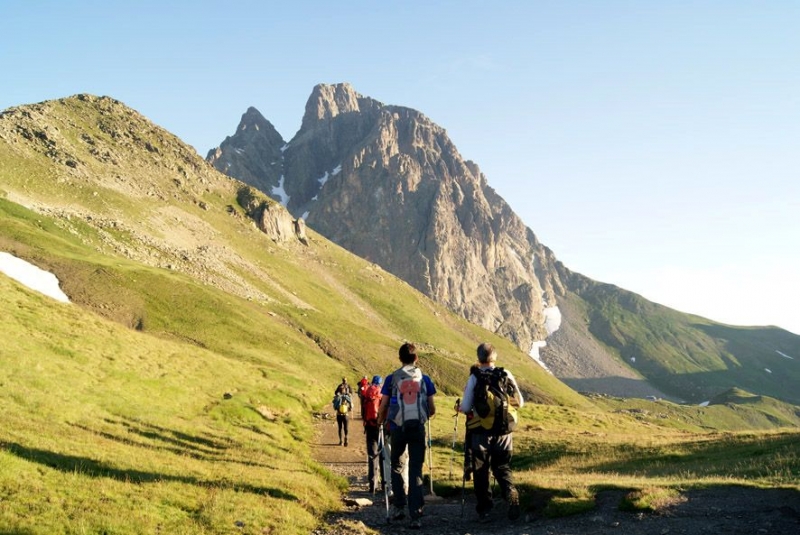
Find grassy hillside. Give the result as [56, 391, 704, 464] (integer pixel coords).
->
[1, 95, 798, 533]
[561, 276, 800, 404]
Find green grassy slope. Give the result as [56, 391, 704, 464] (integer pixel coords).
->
[561, 274, 800, 404]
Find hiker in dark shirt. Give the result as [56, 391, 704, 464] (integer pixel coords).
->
[334, 377, 352, 396]
[334, 391, 353, 446]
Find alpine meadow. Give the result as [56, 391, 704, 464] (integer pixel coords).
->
[1, 93, 799, 535]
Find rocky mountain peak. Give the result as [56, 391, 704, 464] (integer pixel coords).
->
[237, 107, 281, 139]
[210, 84, 566, 353]
[207, 106, 285, 194]
[301, 83, 369, 130]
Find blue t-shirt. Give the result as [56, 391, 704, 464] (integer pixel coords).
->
[381, 367, 437, 430]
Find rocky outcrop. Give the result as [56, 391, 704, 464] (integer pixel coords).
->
[236, 186, 305, 244]
[211, 83, 567, 352]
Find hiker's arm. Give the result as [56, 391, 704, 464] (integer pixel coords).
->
[427, 394, 436, 419]
[506, 371, 524, 408]
[459, 375, 476, 413]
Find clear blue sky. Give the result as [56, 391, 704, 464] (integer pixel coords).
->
[2, 1, 798, 334]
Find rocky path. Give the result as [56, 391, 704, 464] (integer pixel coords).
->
[311, 410, 800, 535]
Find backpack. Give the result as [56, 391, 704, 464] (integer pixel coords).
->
[363, 384, 381, 427]
[466, 367, 518, 435]
[389, 365, 428, 429]
[333, 393, 350, 415]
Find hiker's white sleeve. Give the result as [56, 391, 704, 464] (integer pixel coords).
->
[459, 375, 477, 413]
[506, 370, 524, 408]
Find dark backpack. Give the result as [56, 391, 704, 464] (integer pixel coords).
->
[363, 384, 381, 427]
[467, 367, 517, 435]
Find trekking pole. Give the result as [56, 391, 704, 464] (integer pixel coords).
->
[378, 425, 390, 523]
[449, 398, 460, 479]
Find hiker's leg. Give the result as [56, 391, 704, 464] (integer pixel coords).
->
[367, 426, 379, 490]
[471, 433, 493, 514]
[490, 434, 515, 499]
[406, 423, 427, 520]
[337, 416, 344, 444]
[390, 429, 409, 507]
[463, 429, 473, 480]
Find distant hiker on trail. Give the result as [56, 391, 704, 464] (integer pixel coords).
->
[357, 375, 370, 417]
[335, 377, 352, 396]
[378, 342, 437, 530]
[363, 375, 384, 494]
[459, 343, 523, 522]
[333, 391, 353, 446]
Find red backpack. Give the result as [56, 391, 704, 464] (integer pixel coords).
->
[363, 384, 381, 426]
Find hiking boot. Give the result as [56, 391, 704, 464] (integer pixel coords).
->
[409, 518, 422, 530]
[344, 437, 348, 446]
[507, 488, 520, 520]
[389, 505, 405, 521]
[338, 438, 343, 446]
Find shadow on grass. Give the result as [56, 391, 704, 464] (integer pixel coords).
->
[68, 419, 300, 472]
[1, 441, 297, 501]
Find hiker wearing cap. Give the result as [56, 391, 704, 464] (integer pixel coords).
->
[363, 375, 384, 494]
[459, 343, 523, 522]
[378, 343, 437, 530]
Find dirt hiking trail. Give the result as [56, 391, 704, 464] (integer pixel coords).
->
[311, 407, 800, 535]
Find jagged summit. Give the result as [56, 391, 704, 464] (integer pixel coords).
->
[301, 83, 372, 130]
[207, 106, 285, 194]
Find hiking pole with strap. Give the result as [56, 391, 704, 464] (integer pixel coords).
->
[449, 398, 460, 479]
[378, 424, 391, 523]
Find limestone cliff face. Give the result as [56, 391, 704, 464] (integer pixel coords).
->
[209, 83, 567, 352]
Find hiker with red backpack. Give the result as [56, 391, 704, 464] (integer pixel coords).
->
[377, 342, 437, 530]
[357, 375, 369, 417]
[362, 375, 384, 494]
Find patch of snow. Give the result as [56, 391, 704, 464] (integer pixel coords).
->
[271, 175, 290, 207]
[318, 171, 330, 187]
[765, 368, 772, 374]
[528, 341, 552, 373]
[630, 357, 636, 363]
[699, 401, 710, 407]
[312, 195, 318, 201]
[543, 306, 561, 335]
[234, 148, 244, 155]
[280, 143, 289, 152]
[332, 164, 342, 176]
[0, 252, 70, 303]
[301, 211, 309, 220]
[776, 350, 794, 360]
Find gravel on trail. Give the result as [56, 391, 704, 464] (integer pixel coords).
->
[311, 409, 800, 535]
